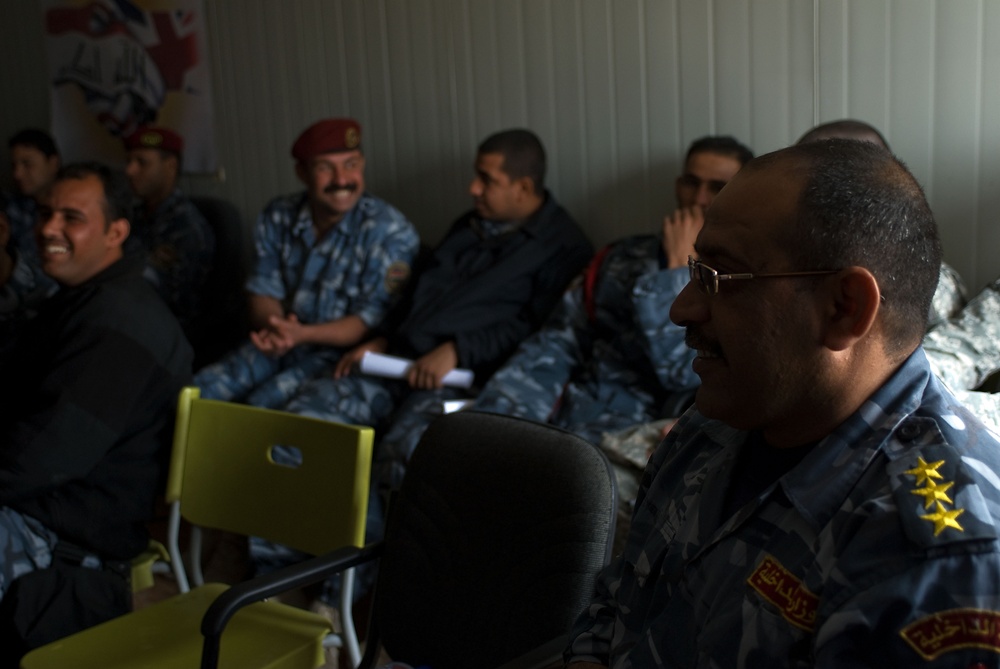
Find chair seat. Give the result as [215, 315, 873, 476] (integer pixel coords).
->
[21, 583, 332, 669]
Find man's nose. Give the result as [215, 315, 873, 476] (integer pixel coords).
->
[669, 280, 709, 328]
[469, 177, 483, 197]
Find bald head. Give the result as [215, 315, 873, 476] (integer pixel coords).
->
[796, 119, 889, 150]
[752, 140, 939, 357]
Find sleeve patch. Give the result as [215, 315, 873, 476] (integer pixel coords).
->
[747, 554, 818, 632]
[901, 609, 1000, 660]
[384, 261, 410, 294]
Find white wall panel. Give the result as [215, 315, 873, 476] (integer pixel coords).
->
[1, 0, 999, 285]
[931, 1, 984, 288]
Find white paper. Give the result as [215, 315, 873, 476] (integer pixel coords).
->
[359, 352, 475, 389]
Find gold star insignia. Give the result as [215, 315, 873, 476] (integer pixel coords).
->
[910, 480, 955, 509]
[920, 501, 965, 536]
[905, 457, 946, 486]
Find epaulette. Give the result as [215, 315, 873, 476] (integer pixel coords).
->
[887, 417, 999, 549]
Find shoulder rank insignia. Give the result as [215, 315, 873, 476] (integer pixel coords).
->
[905, 457, 965, 537]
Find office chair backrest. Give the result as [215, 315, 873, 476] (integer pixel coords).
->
[168, 387, 373, 557]
[372, 411, 617, 669]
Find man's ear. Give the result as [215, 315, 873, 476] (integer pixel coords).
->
[106, 218, 130, 247]
[515, 175, 534, 199]
[294, 162, 307, 185]
[820, 267, 881, 352]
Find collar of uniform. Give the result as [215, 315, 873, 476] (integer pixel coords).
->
[777, 349, 932, 532]
[293, 191, 373, 240]
[473, 190, 554, 240]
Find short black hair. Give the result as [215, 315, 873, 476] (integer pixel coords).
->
[478, 129, 546, 193]
[56, 162, 134, 228]
[685, 135, 754, 168]
[765, 139, 940, 357]
[796, 119, 890, 151]
[8, 128, 59, 158]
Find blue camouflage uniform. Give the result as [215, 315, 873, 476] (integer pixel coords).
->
[132, 188, 215, 332]
[473, 234, 699, 445]
[567, 348, 1000, 668]
[2, 195, 57, 318]
[194, 191, 419, 408]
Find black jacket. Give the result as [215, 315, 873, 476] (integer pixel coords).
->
[382, 192, 593, 382]
[0, 256, 192, 559]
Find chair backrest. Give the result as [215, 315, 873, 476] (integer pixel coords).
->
[167, 387, 373, 557]
[371, 410, 617, 669]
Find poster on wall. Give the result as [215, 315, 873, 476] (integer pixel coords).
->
[42, 0, 218, 174]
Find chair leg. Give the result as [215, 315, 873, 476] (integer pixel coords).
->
[341, 567, 361, 667]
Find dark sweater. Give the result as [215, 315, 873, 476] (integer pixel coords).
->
[382, 192, 593, 382]
[0, 256, 192, 559]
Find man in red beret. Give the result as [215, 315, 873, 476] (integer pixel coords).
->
[123, 125, 215, 340]
[194, 117, 419, 408]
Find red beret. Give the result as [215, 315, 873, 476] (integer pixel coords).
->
[291, 118, 362, 162]
[123, 126, 183, 155]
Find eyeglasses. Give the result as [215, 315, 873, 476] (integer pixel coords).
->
[687, 256, 839, 296]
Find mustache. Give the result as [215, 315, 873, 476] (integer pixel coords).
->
[685, 328, 723, 356]
[324, 182, 358, 194]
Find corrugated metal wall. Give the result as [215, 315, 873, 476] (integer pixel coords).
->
[2, 0, 998, 288]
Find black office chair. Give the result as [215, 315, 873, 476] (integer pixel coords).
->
[202, 410, 618, 669]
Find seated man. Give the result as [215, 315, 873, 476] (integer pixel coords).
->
[473, 136, 752, 446]
[194, 118, 420, 408]
[123, 125, 215, 335]
[0, 163, 191, 606]
[3, 128, 60, 316]
[797, 118, 966, 327]
[285, 128, 593, 492]
[566, 139, 1000, 667]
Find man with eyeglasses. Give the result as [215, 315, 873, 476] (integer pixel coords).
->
[473, 136, 752, 446]
[566, 139, 1000, 667]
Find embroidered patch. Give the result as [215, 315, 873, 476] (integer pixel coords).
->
[384, 261, 410, 294]
[905, 457, 966, 536]
[747, 555, 818, 631]
[901, 609, 1000, 660]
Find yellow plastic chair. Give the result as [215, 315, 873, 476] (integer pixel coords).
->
[129, 539, 170, 593]
[22, 386, 374, 669]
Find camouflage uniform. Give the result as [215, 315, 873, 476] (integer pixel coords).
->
[2, 195, 57, 315]
[927, 261, 967, 329]
[132, 188, 215, 331]
[194, 192, 418, 408]
[567, 349, 1000, 667]
[924, 275, 1000, 392]
[0, 507, 57, 600]
[473, 234, 699, 445]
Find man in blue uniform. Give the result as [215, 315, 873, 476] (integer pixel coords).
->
[284, 128, 592, 495]
[473, 136, 752, 445]
[566, 140, 1000, 668]
[194, 118, 420, 408]
[3, 129, 60, 319]
[123, 125, 215, 337]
